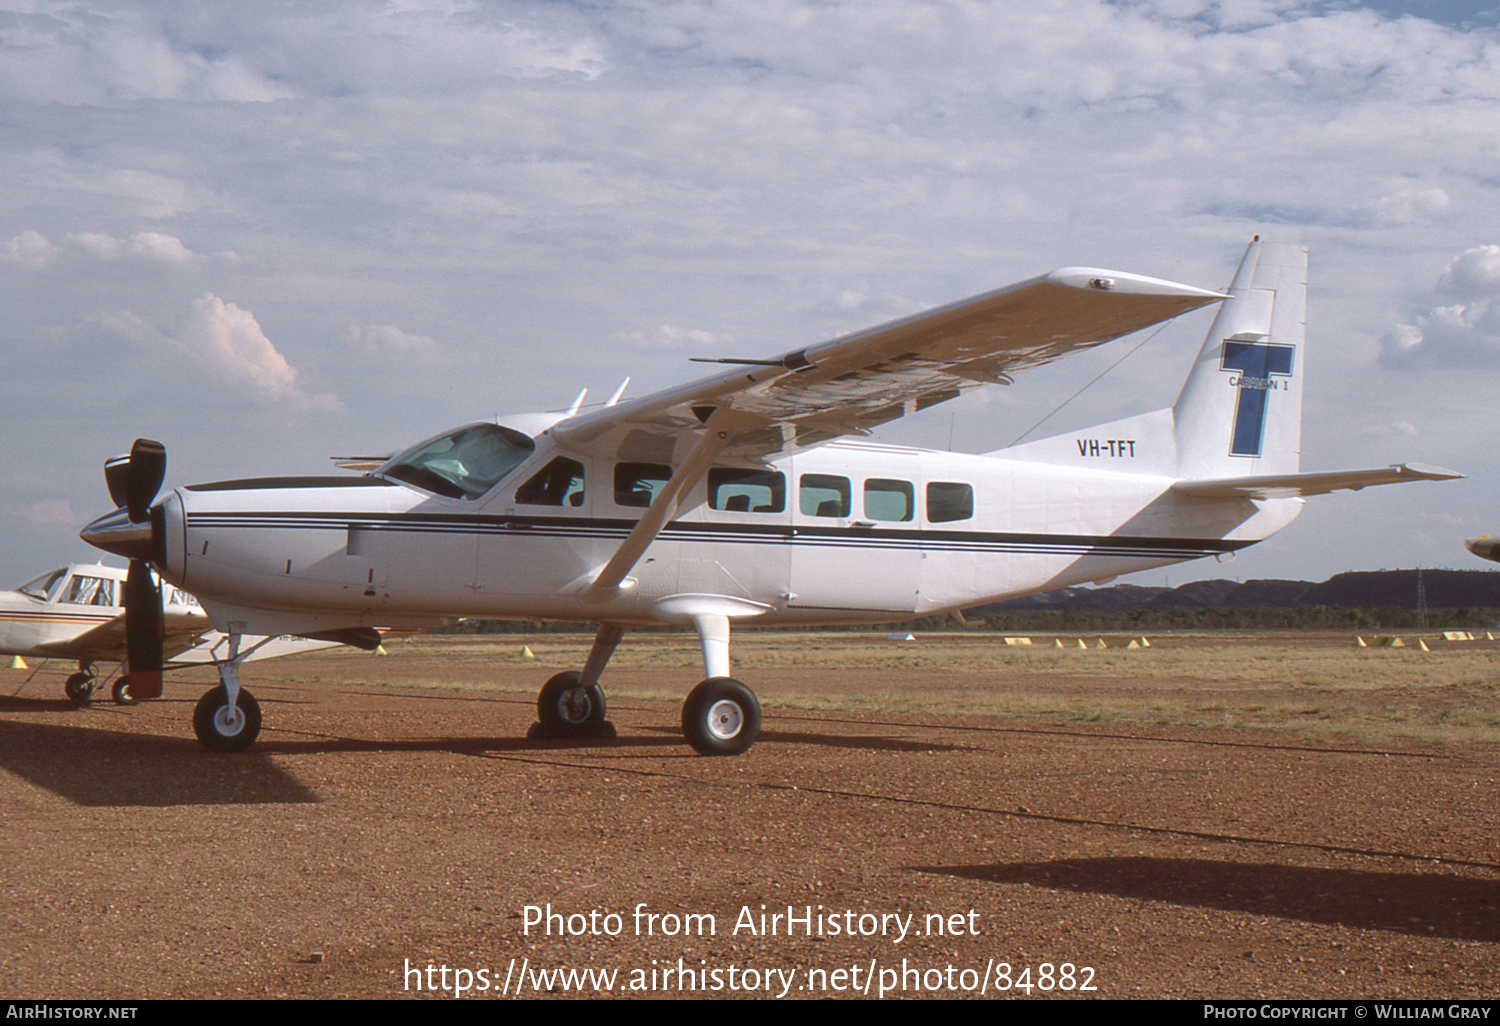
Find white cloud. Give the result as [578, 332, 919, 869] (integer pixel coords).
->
[71, 231, 198, 263]
[180, 295, 341, 411]
[1, 230, 61, 266]
[347, 324, 447, 363]
[620, 324, 737, 351]
[1382, 245, 1500, 367]
[4, 499, 83, 527]
[1372, 188, 1451, 225]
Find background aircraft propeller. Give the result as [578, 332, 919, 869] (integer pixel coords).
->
[103, 439, 167, 699]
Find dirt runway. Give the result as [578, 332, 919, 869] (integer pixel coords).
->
[1, 644, 1497, 1000]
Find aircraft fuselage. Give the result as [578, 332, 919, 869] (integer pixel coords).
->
[155, 432, 1301, 637]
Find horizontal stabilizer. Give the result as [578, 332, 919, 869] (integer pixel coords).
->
[1172, 463, 1463, 500]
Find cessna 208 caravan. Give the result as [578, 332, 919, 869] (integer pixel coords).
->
[81, 239, 1459, 755]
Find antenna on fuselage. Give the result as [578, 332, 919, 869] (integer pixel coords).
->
[566, 388, 588, 416]
[606, 377, 630, 407]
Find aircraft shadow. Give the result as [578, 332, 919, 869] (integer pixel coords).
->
[0, 719, 318, 808]
[249, 723, 970, 757]
[910, 856, 1500, 943]
[634, 725, 972, 753]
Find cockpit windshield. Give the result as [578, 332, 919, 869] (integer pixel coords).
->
[17, 568, 65, 601]
[376, 422, 536, 500]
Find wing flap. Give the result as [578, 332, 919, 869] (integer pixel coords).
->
[552, 268, 1224, 462]
[1172, 463, 1464, 499]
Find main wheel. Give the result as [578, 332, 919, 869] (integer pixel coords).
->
[112, 678, 140, 706]
[192, 686, 262, 752]
[681, 677, 761, 756]
[64, 672, 96, 703]
[536, 672, 607, 738]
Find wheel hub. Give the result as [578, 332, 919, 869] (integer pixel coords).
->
[558, 688, 593, 724]
[705, 699, 743, 740]
[213, 706, 246, 737]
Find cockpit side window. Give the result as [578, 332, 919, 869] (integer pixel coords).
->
[66, 575, 117, 607]
[515, 457, 586, 507]
[378, 423, 536, 500]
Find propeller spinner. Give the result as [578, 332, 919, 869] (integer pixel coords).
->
[83, 439, 168, 699]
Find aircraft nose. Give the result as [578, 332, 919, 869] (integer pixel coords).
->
[1466, 536, 1500, 563]
[80, 506, 155, 560]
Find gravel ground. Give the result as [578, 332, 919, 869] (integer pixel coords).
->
[1, 644, 1497, 1001]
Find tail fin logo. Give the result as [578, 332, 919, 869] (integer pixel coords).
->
[1220, 340, 1295, 457]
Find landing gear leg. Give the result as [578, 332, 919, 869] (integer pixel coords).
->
[680, 612, 761, 756]
[529, 623, 621, 740]
[193, 634, 262, 752]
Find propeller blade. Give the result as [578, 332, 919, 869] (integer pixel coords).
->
[104, 453, 131, 509]
[123, 559, 164, 700]
[124, 438, 166, 523]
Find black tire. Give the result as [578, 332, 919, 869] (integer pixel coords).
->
[192, 686, 262, 753]
[681, 677, 761, 756]
[536, 672, 607, 737]
[64, 673, 95, 703]
[112, 678, 140, 706]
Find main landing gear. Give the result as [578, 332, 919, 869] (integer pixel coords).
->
[63, 664, 139, 705]
[526, 618, 763, 756]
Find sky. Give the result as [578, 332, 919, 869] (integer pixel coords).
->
[3, 0, 1500, 590]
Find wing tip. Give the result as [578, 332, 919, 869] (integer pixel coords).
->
[1046, 267, 1227, 301]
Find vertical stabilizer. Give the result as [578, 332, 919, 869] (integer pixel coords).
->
[1172, 240, 1307, 479]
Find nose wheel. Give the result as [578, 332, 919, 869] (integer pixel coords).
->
[64, 672, 96, 704]
[532, 671, 613, 739]
[681, 677, 761, 756]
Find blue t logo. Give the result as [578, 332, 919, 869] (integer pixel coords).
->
[1220, 341, 1294, 457]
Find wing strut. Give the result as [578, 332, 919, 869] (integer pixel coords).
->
[583, 408, 764, 599]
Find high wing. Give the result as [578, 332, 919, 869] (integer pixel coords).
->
[544, 264, 1224, 595]
[1172, 463, 1464, 500]
[550, 267, 1225, 464]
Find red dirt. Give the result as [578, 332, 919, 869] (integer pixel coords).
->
[1, 644, 1496, 1000]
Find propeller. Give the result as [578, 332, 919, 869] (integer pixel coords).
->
[97, 439, 168, 700]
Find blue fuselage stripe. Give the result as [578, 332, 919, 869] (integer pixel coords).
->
[186, 511, 1249, 559]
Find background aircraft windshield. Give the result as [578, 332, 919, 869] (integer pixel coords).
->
[378, 423, 535, 499]
[17, 568, 65, 600]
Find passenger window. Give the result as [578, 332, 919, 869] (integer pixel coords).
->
[927, 481, 974, 523]
[515, 457, 586, 507]
[615, 462, 672, 508]
[709, 468, 785, 513]
[800, 474, 851, 517]
[864, 479, 914, 522]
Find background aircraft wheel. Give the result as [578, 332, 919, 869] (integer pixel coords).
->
[64, 673, 96, 703]
[112, 679, 140, 706]
[681, 677, 761, 756]
[192, 686, 262, 753]
[536, 672, 607, 737]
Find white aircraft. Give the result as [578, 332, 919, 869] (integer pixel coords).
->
[0, 561, 346, 703]
[0, 562, 209, 703]
[80, 239, 1460, 755]
[1465, 536, 1500, 562]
